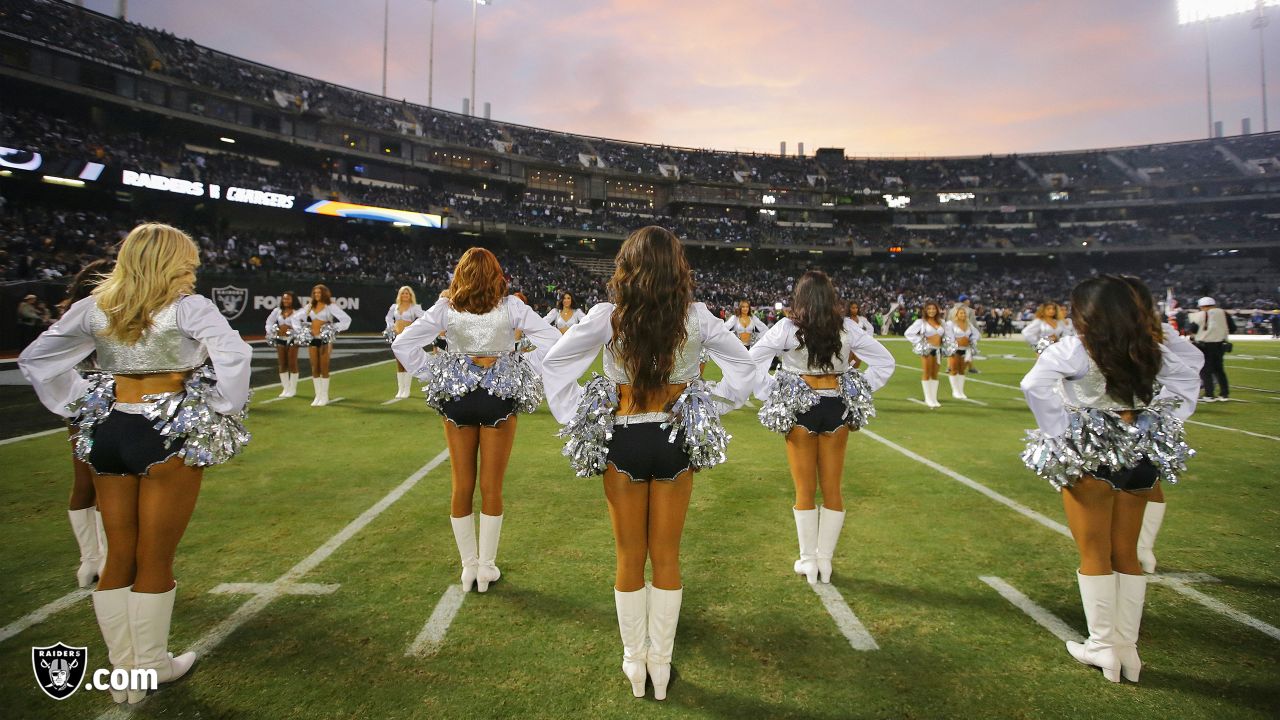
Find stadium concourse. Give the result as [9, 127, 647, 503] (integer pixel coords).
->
[0, 2, 1279, 719]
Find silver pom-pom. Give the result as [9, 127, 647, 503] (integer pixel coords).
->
[418, 351, 544, 415]
[910, 338, 934, 356]
[558, 375, 617, 477]
[142, 366, 252, 467]
[941, 336, 959, 357]
[66, 373, 115, 462]
[758, 369, 878, 434]
[1034, 336, 1056, 355]
[318, 323, 338, 344]
[758, 371, 820, 434]
[383, 327, 398, 344]
[291, 326, 313, 347]
[837, 368, 877, 430]
[1021, 395, 1194, 491]
[663, 378, 731, 470]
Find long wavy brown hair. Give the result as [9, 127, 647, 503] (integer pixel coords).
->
[792, 271, 843, 372]
[608, 226, 694, 409]
[61, 258, 114, 313]
[449, 247, 507, 314]
[1071, 275, 1163, 407]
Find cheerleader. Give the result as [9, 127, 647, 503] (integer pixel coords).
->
[392, 249, 560, 595]
[542, 227, 757, 701]
[60, 259, 113, 588]
[18, 223, 252, 704]
[724, 300, 769, 347]
[385, 286, 425, 400]
[265, 291, 303, 398]
[1020, 275, 1200, 684]
[750, 272, 894, 585]
[1021, 301, 1072, 354]
[302, 284, 351, 407]
[847, 301, 874, 336]
[904, 301, 946, 407]
[543, 291, 586, 333]
[944, 305, 981, 400]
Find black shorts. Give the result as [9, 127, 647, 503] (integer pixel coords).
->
[87, 411, 185, 476]
[1092, 458, 1159, 492]
[308, 338, 331, 347]
[605, 422, 691, 483]
[440, 389, 516, 428]
[270, 337, 294, 348]
[794, 396, 848, 435]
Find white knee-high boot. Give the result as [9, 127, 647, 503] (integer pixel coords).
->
[1137, 502, 1166, 574]
[95, 508, 108, 577]
[283, 373, 298, 398]
[792, 507, 819, 584]
[449, 515, 478, 592]
[92, 586, 133, 703]
[128, 585, 197, 703]
[277, 372, 290, 398]
[1066, 572, 1120, 683]
[477, 513, 503, 592]
[311, 377, 330, 407]
[816, 506, 846, 584]
[614, 587, 649, 698]
[1114, 572, 1147, 682]
[395, 372, 411, 399]
[923, 379, 941, 408]
[949, 374, 968, 399]
[68, 508, 100, 588]
[646, 585, 683, 701]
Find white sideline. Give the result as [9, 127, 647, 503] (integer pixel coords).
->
[1185, 420, 1280, 443]
[861, 430, 1071, 538]
[380, 397, 403, 406]
[94, 448, 450, 718]
[209, 582, 340, 596]
[406, 585, 467, 657]
[907, 398, 931, 408]
[0, 588, 90, 644]
[863, 430, 1280, 643]
[893, 363, 1019, 393]
[1226, 365, 1280, 373]
[811, 583, 879, 651]
[979, 576, 1082, 644]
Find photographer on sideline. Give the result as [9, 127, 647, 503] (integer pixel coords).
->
[1190, 296, 1231, 402]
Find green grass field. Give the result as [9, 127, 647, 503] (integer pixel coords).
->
[1, 339, 1277, 719]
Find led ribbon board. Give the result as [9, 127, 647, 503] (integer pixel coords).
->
[304, 200, 443, 228]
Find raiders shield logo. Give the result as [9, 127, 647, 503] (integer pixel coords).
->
[212, 285, 249, 320]
[32, 642, 88, 700]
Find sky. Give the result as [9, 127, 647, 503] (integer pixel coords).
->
[78, 0, 1280, 157]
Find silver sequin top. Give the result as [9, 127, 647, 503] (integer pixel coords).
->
[603, 307, 702, 384]
[445, 303, 515, 357]
[87, 300, 208, 374]
[1061, 359, 1142, 411]
[778, 329, 854, 375]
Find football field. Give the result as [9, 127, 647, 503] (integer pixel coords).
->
[1, 339, 1277, 719]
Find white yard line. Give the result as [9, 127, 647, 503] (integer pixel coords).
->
[1186, 419, 1280, 443]
[894, 363, 1022, 393]
[0, 427, 61, 446]
[907, 398, 932, 408]
[405, 585, 468, 657]
[979, 576, 1082, 644]
[810, 583, 879, 651]
[1226, 365, 1280, 373]
[94, 448, 449, 718]
[0, 588, 90, 644]
[863, 430, 1280, 643]
[257, 396, 289, 405]
[959, 397, 990, 406]
[380, 397, 403, 406]
[1148, 575, 1280, 642]
[861, 430, 1071, 538]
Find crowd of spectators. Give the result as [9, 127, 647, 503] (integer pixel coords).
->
[6, 0, 1279, 196]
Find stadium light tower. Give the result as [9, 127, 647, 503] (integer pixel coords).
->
[382, 0, 390, 97]
[471, 0, 491, 116]
[1179, 1, 1280, 137]
[428, 0, 438, 107]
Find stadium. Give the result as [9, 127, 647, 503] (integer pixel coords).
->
[0, 0, 1277, 718]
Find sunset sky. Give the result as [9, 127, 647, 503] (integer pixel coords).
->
[79, 0, 1279, 157]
